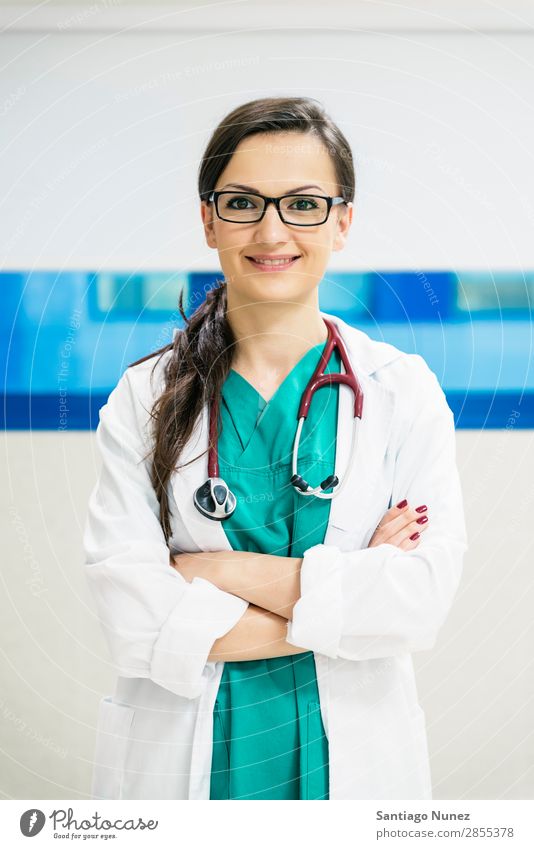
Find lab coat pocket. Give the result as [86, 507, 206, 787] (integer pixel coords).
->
[91, 696, 135, 800]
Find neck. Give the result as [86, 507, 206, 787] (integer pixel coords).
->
[225, 290, 328, 375]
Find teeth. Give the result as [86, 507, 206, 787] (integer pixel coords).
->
[252, 257, 297, 265]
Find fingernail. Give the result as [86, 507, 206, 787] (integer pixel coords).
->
[415, 505, 427, 513]
[416, 516, 428, 525]
[410, 532, 420, 541]
[396, 499, 408, 509]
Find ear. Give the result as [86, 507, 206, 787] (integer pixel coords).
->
[332, 201, 353, 253]
[200, 200, 218, 249]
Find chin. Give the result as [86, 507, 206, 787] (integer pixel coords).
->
[243, 275, 308, 299]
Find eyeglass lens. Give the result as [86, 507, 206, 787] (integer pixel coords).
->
[216, 192, 329, 224]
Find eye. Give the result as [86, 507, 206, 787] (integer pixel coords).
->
[223, 194, 260, 210]
[287, 196, 320, 210]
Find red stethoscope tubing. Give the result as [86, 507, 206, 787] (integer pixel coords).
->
[207, 317, 363, 479]
[297, 317, 363, 419]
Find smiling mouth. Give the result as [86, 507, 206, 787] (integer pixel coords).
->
[246, 255, 301, 267]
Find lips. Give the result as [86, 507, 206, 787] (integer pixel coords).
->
[246, 255, 301, 269]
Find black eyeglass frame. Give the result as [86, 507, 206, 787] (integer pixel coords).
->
[206, 190, 348, 226]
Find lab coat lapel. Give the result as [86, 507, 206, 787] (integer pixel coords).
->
[322, 316, 397, 538]
[169, 313, 398, 550]
[325, 370, 396, 536]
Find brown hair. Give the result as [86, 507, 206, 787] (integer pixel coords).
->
[129, 96, 356, 543]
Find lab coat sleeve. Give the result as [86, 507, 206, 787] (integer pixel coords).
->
[285, 354, 468, 660]
[83, 367, 249, 699]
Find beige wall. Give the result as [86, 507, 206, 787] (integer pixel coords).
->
[1, 429, 532, 799]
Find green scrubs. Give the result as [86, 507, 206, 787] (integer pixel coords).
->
[209, 339, 341, 800]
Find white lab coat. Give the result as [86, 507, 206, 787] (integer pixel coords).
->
[83, 310, 468, 800]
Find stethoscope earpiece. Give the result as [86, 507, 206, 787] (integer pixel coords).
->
[193, 477, 237, 521]
[320, 474, 339, 491]
[289, 473, 308, 493]
[290, 473, 340, 495]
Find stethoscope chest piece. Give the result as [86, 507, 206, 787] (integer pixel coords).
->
[193, 477, 237, 521]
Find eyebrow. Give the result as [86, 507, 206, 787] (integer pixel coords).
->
[221, 183, 326, 194]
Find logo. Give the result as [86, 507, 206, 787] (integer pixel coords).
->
[19, 806, 159, 837]
[20, 809, 46, 836]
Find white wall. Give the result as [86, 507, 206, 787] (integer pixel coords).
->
[2, 20, 534, 271]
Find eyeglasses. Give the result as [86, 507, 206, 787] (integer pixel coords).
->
[206, 190, 347, 226]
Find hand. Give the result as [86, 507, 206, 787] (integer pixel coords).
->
[367, 499, 429, 551]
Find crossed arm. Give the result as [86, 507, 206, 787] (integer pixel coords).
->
[170, 550, 308, 662]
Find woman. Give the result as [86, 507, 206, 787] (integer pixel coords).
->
[84, 96, 468, 801]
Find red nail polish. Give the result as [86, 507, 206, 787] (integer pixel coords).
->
[410, 532, 420, 541]
[415, 505, 427, 513]
[396, 499, 408, 509]
[416, 516, 428, 525]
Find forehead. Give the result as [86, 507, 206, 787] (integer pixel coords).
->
[217, 132, 339, 192]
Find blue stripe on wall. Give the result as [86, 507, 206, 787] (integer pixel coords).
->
[2, 390, 533, 430]
[1, 270, 532, 429]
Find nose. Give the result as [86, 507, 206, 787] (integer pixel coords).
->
[252, 199, 292, 243]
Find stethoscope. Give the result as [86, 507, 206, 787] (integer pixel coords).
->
[193, 317, 364, 521]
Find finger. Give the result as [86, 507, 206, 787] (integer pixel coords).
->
[385, 517, 430, 548]
[396, 535, 421, 551]
[376, 503, 428, 539]
[394, 523, 430, 551]
[373, 499, 411, 535]
[375, 499, 410, 529]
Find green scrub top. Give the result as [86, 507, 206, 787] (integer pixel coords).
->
[209, 338, 341, 800]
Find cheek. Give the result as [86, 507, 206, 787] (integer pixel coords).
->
[213, 223, 250, 254]
[299, 229, 334, 255]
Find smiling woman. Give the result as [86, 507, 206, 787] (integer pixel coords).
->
[84, 96, 467, 801]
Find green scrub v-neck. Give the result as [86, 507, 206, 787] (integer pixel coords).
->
[209, 337, 341, 800]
